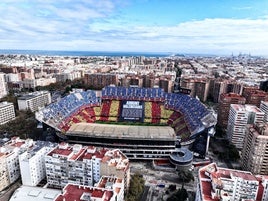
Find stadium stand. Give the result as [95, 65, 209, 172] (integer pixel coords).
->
[36, 86, 215, 143]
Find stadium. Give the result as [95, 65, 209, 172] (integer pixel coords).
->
[36, 86, 216, 162]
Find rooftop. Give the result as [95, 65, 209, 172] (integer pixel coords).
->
[198, 163, 261, 201]
[67, 123, 175, 140]
[47, 146, 73, 157]
[9, 186, 61, 201]
[17, 91, 49, 100]
[231, 104, 264, 113]
[47, 143, 129, 170]
[0, 101, 13, 109]
[54, 184, 114, 201]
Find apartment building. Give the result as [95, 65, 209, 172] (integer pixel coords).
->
[54, 176, 124, 201]
[0, 153, 9, 191]
[227, 104, 264, 149]
[0, 72, 8, 98]
[45, 143, 130, 190]
[19, 141, 56, 186]
[241, 123, 268, 175]
[123, 75, 144, 88]
[180, 77, 196, 97]
[211, 79, 243, 103]
[55, 71, 82, 82]
[243, 88, 268, 107]
[0, 137, 33, 191]
[159, 77, 174, 93]
[260, 101, 268, 123]
[217, 93, 246, 129]
[0, 102, 15, 125]
[196, 162, 268, 201]
[180, 77, 210, 102]
[84, 73, 118, 89]
[17, 90, 51, 112]
[194, 79, 210, 102]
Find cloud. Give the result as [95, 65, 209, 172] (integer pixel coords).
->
[0, 1, 268, 55]
[84, 18, 268, 54]
[232, 6, 252, 10]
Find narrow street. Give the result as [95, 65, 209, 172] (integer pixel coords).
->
[0, 180, 21, 201]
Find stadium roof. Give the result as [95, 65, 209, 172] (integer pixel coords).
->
[66, 123, 176, 141]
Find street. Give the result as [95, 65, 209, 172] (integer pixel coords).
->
[0, 180, 21, 201]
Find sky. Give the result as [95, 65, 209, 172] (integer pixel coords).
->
[0, 0, 268, 55]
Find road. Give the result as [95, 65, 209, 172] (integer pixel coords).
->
[0, 180, 21, 201]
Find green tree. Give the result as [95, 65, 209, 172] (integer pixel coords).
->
[177, 169, 194, 188]
[167, 187, 188, 201]
[126, 173, 145, 201]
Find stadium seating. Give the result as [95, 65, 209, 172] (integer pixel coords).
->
[100, 100, 111, 121]
[37, 86, 210, 141]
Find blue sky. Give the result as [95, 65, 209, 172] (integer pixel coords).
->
[0, 0, 268, 55]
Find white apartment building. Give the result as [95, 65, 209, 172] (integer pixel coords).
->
[35, 77, 56, 87]
[20, 77, 56, 89]
[0, 102, 15, 125]
[19, 141, 56, 186]
[45, 143, 130, 190]
[54, 176, 124, 201]
[55, 71, 82, 82]
[0, 72, 8, 98]
[227, 104, 264, 149]
[196, 162, 268, 201]
[0, 153, 10, 191]
[17, 90, 51, 112]
[0, 137, 33, 191]
[4, 73, 20, 82]
[20, 78, 37, 89]
[242, 123, 268, 175]
[260, 101, 268, 122]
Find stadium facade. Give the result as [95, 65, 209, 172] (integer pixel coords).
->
[36, 86, 216, 161]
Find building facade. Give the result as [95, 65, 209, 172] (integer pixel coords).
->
[217, 93, 246, 129]
[0, 72, 8, 98]
[54, 176, 124, 201]
[243, 88, 268, 107]
[196, 162, 268, 201]
[227, 104, 264, 149]
[0, 137, 32, 191]
[84, 73, 118, 89]
[260, 101, 268, 123]
[0, 153, 10, 191]
[0, 102, 15, 125]
[19, 142, 55, 186]
[241, 123, 268, 175]
[17, 91, 51, 112]
[45, 143, 130, 190]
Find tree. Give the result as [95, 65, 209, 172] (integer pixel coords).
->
[177, 169, 194, 189]
[167, 187, 188, 201]
[126, 173, 145, 201]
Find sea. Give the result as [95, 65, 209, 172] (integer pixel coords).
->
[0, 49, 173, 57]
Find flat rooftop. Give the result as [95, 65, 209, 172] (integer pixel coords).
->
[66, 123, 176, 140]
[9, 186, 61, 201]
[231, 104, 264, 113]
[17, 91, 49, 100]
[0, 101, 13, 109]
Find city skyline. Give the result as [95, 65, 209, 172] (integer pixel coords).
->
[1, 0, 268, 55]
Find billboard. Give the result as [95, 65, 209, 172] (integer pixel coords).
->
[119, 100, 145, 122]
